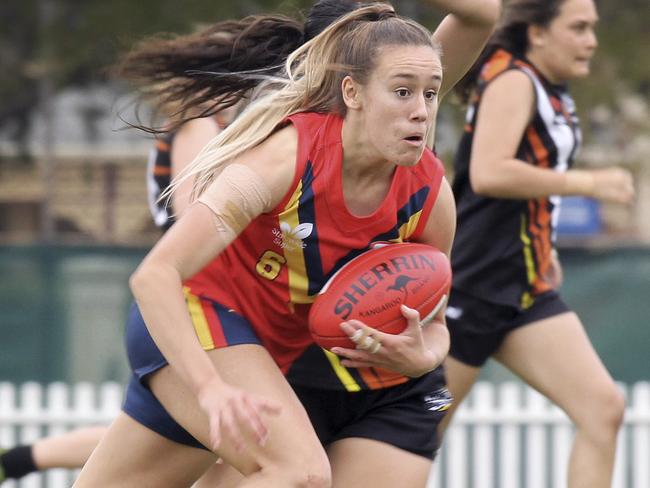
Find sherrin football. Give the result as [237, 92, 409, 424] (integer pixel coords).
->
[308, 243, 451, 350]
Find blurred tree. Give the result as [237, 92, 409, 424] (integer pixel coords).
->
[0, 0, 313, 162]
[0, 1, 40, 161]
[0, 0, 647, 161]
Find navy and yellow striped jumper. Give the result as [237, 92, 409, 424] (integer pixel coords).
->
[185, 111, 446, 392]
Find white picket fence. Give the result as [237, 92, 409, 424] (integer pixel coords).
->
[430, 382, 650, 488]
[0, 381, 649, 488]
[0, 382, 122, 488]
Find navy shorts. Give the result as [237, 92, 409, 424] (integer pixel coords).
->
[293, 366, 452, 459]
[123, 302, 452, 458]
[446, 289, 570, 367]
[122, 300, 261, 450]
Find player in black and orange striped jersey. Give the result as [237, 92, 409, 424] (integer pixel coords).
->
[452, 46, 584, 309]
[74, 2, 501, 488]
[439, 1, 634, 487]
[146, 112, 235, 231]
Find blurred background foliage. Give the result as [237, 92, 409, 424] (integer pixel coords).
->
[2, 0, 648, 152]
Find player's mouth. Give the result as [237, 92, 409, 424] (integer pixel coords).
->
[403, 134, 425, 146]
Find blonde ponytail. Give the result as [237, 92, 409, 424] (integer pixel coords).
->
[164, 3, 437, 203]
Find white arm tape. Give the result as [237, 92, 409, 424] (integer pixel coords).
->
[197, 163, 272, 237]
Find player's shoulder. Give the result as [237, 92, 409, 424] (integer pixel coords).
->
[256, 124, 299, 167]
[482, 68, 535, 110]
[235, 124, 298, 207]
[487, 68, 535, 93]
[176, 116, 220, 138]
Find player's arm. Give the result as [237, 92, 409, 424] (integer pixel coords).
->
[403, 177, 455, 374]
[470, 70, 634, 203]
[426, 0, 501, 99]
[418, 176, 456, 257]
[129, 125, 297, 448]
[169, 117, 221, 217]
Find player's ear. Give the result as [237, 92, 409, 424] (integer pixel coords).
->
[527, 24, 547, 49]
[341, 76, 362, 110]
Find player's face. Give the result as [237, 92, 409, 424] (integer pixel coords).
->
[357, 44, 442, 167]
[530, 0, 599, 83]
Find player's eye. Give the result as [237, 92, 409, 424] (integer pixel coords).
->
[424, 90, 438, 101]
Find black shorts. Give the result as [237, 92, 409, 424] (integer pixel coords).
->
[292, 366, 452, 460]
[446, 289, 570, 367]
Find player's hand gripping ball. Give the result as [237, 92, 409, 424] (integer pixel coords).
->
[308, 243, 451, 350]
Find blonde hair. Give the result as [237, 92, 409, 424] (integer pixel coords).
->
[165, 3, 438, 202]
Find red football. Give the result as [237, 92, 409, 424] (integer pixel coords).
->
[308, 242, 451, 350]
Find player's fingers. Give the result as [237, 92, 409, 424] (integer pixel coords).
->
[339, 359, 375, 369]
[209, 414, 222, 452]
[400, 304, 422, 330]
[220, 409, 244, 452]
[356, 334, 382, 353]
[239, 398, 269, 446]
[343, 320, 387, 340]
[256, 397, 283, 415]
[351, 328, 370, 345]
[340, 321, 366, 344]
[349, 327, 382, 352]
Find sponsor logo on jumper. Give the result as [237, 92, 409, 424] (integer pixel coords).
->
[445, 306, 463, 320]
[423, 388, 453, 412]
[273, 222, 313, 250]
[333, 253, 435, 320]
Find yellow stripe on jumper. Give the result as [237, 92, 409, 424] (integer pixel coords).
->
[323, 350, 361, 392]
[398, 210, 423, 240]
[279, 181, 311, 304]
[519, 215, 536, 309]
[183, 287, 214, 350]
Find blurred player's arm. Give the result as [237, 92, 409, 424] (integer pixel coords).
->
[426, 0, 501, 99]
[170, 117, 221, 217]
[469, 70, 634, 204]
